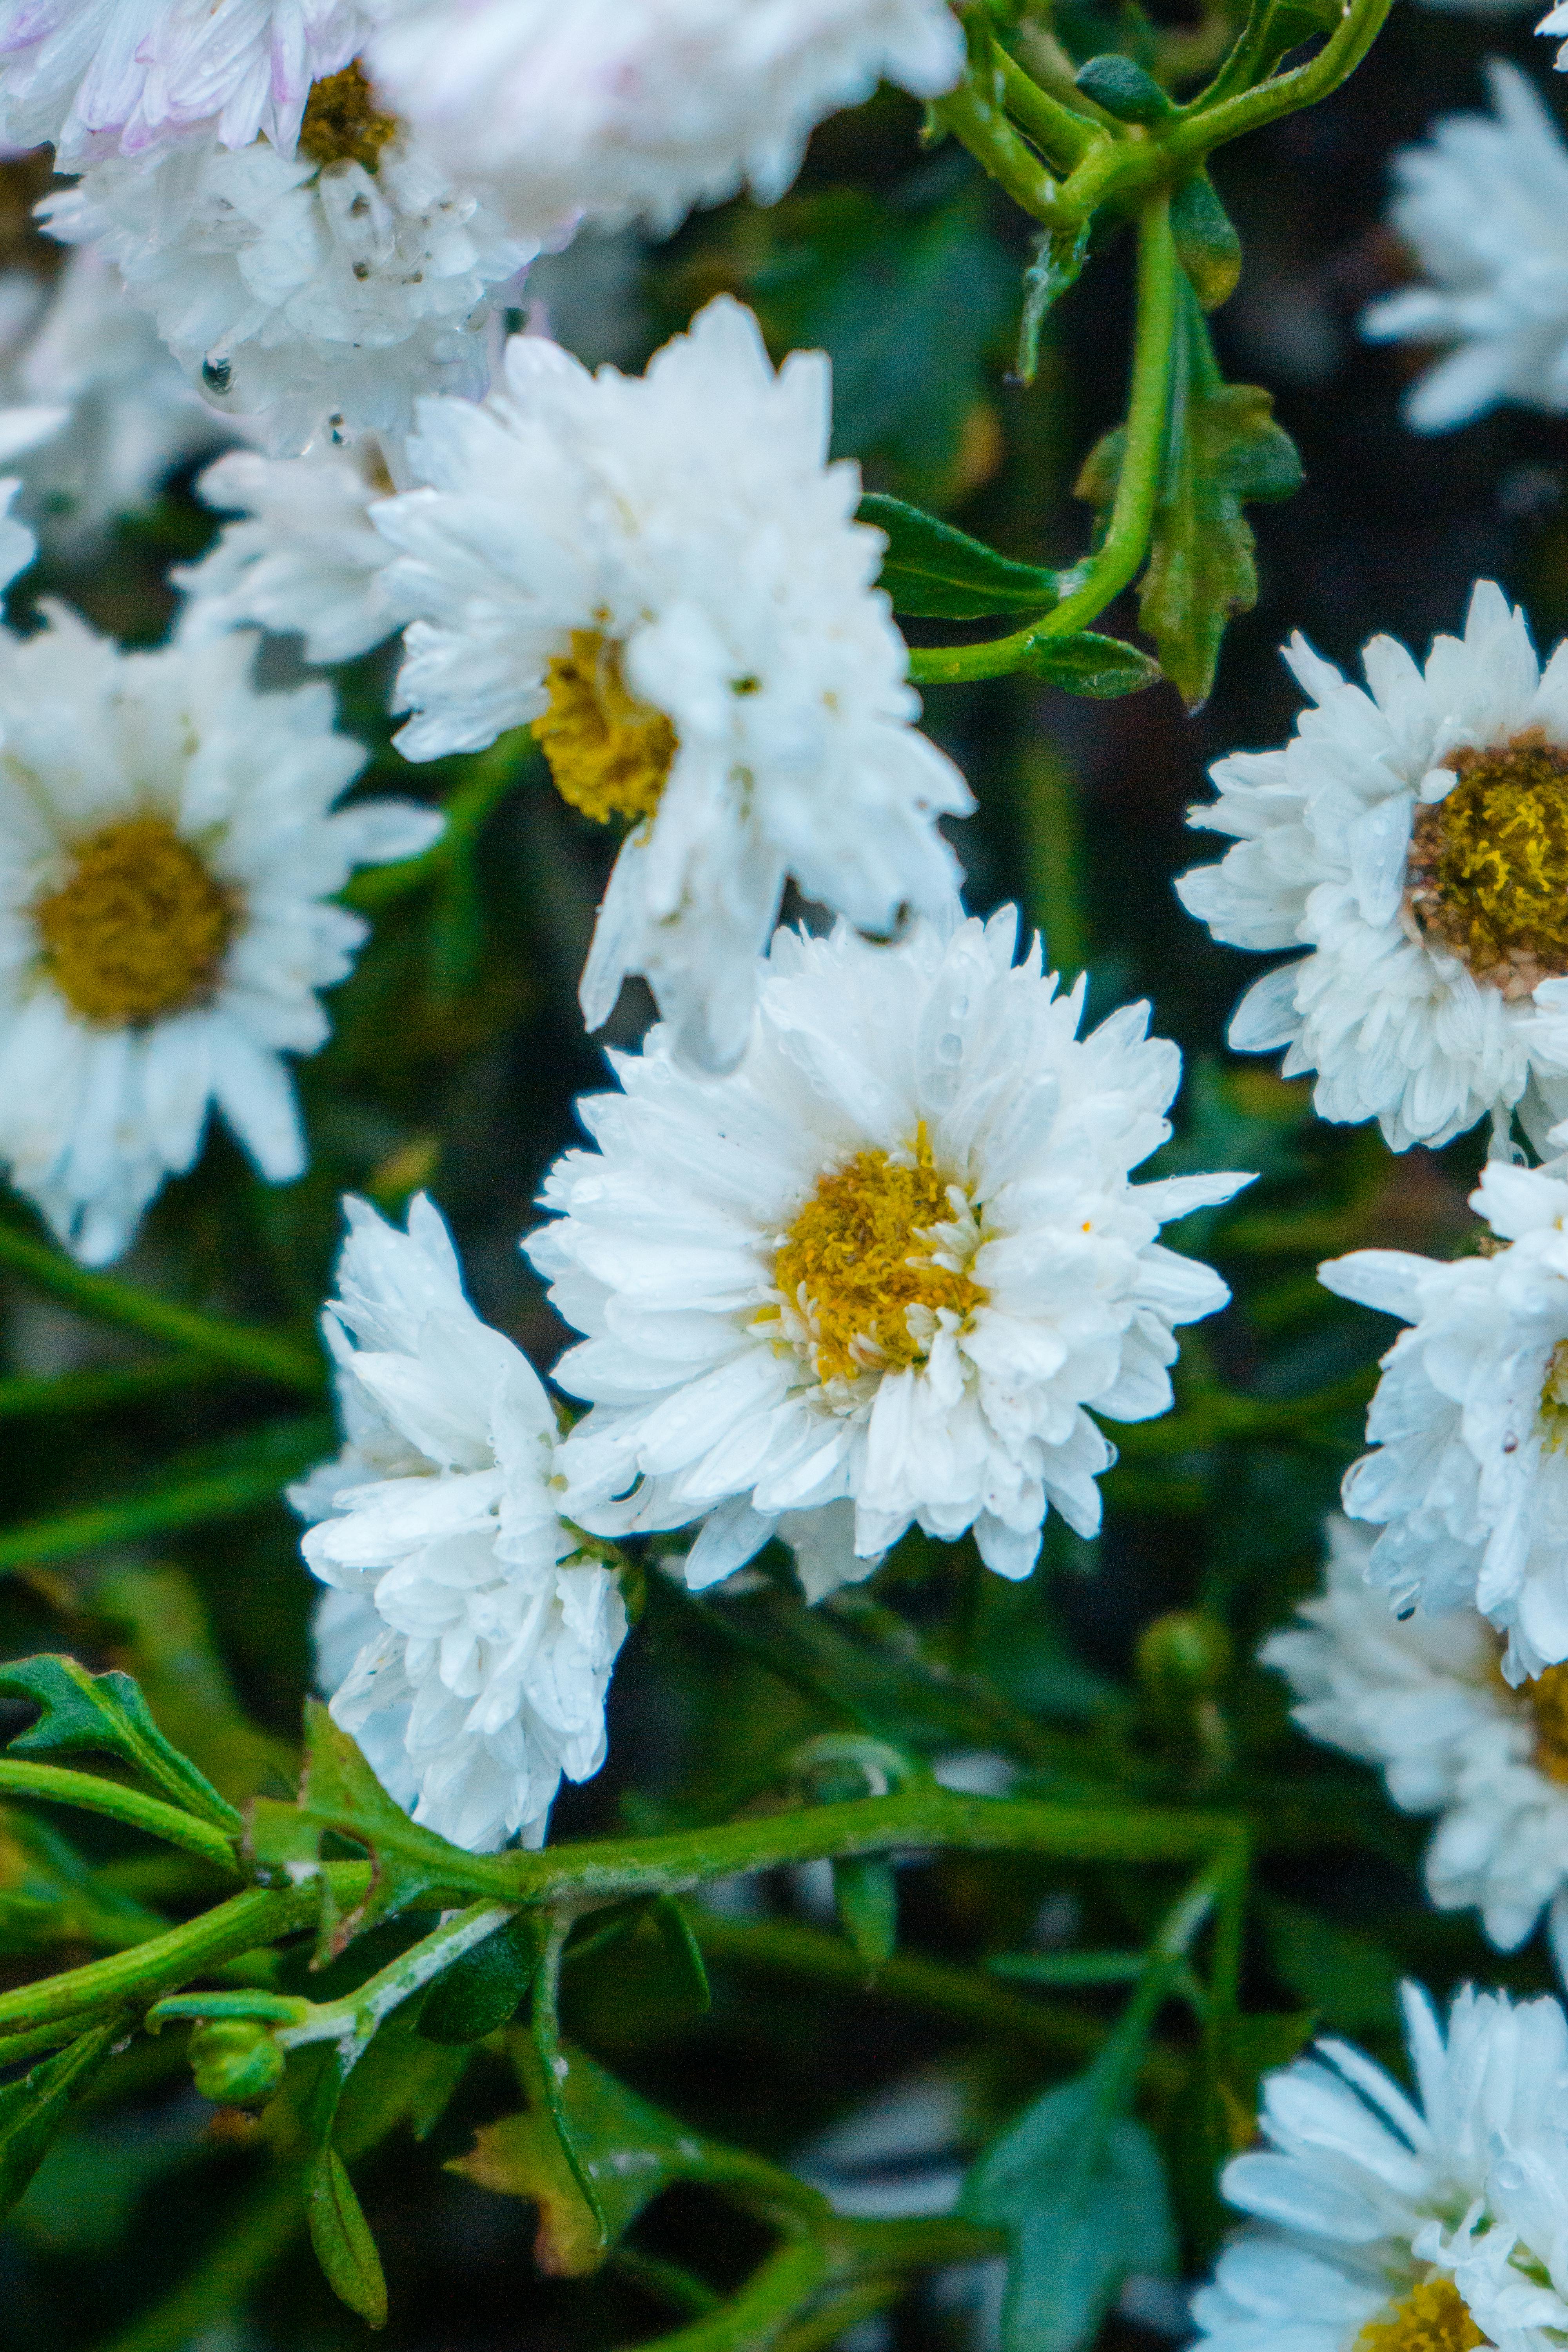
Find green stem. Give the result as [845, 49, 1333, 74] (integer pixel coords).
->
[0, 1359, 221, 1421]
[276, 1900, 513, 2054]
[610, 2248, 724, 2320]
[931, 79, 1067, 224]
[774, 2281, 901, 2352]
[0, 1222, 323, 1392]
[346, 733, 533, 910]
[88, 2171, 305, 2352]
[993, 46, 1100, 170]
[642, 2239, 830, 2352]
[0, 1759, 239, 1867]
[1175, 0, 1393, 149]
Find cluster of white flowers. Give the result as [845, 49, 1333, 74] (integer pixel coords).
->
[1196, 1983, 1568, 2352]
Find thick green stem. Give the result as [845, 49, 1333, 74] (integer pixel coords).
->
[931, 80, 1066, 223]
[0, 1223, 323, 1392]
[0, 1759, 240, 1868]
[276, 1900, 513, 2054]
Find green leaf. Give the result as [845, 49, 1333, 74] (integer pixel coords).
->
[961, 2069, 1176, 2352]
[653, 1895, 711, 2014]
[307, 2145, 387, 2328]
[246, 1703, 491, 1962]
[833, 1858, 898, 1968]
[1074, 54, 1173, 122]
[0, 1655, 240, 1833]
[1016, 222, 1091, 387]
[1076, 294, 1301, 710]
[0, 2024, 119, 2220]
[1170, 172, 1241, 314]
[417, 1914, 539, 2045]
[451, 2039, 706, 2278]
[1022, 631, 1163, 698]
[860, 494, 1062, 619]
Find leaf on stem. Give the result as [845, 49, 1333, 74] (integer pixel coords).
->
[959, 2066, 1175, 2352]
[417, 1913, 539, 2045]
[452, 2037, 702, 2277]
[1169, 172, 1241, 313]
[246, 1703, 494, 1962]
[1075, 296, 1301, 709]
[833, 1858, 898, 1968]
[1022, 631, 1163, 697]
[307, 2145, 388, 2328]
[860, 495, 1062, 620]
[0, 2021, 119, 2220]
[0, 1655, 240, 1834]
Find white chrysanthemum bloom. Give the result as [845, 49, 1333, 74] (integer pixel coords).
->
[525, 908, 1249, 1597]
[365, 0, 963, 245]
[1193, 1983, 1568, 2352]
[295, 1192, 630, 1852]
[44, 67, 526, 455]
[1174, 581, 1568, 1154]
[1361, 63, 1568, 433]
[0, 248, 241, 552]
[176, 434, 407, 661]
[372, 296, 972, 1073]
[1264, 1516, 1568, 1953]
[1319, 1160, 1568, 1682]
[0, 0, 371, 164]
[0, 614, 439, 1264]
[1540, 3, 1568, 67]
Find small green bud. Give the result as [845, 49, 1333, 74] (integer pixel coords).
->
[188, 2018, 286, 2106]
[1074, 54, 1174, 125]
[1136, 1610, 1233, 1700]
[1171, 171, 1243, 314]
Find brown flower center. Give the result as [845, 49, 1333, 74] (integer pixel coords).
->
[766, 1125, 985, 1388]
[33, 815, 236, 1029]
[532, 630, 677, 827]
[1406, 739, 1568, 996]
[299, 61, 399, 174]
[1354, 2281, 1488, 2352]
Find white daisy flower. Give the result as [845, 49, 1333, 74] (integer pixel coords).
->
[1264, 1515, 1568, 1953]
[524, 907, 1250, 1597]
[1361, 62, 1568, 433]
[0, 0, 372, 165]
[0, 613, 440, 1265]
[176, 434, 408, 662]
[1193, 1982, 1568, 2352]
[44, 66, 526, 455]
[0, 247, 241, 553]
[372, 295, 972, 1074]
[295, 1192, 630, 1853]
[364, 0, 964, 245]
[1320, 1159, 1568, 1682]
[1174, 579, 1568, 1154]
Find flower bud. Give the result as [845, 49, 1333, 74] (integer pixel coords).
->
[1136, 1610, 1233, 1700]
[188, 2018, 286, 2106]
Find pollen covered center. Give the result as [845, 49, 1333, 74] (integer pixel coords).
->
[532, 630, 677, 827]
[1407, 739, 1568, 995]
[1355, 2281, 1489, 2352]
[1524, 1660, 1568, 1785]
[33, 815, 236, 1029]
[299, 61, 399, 173]
[769, 1126, 985, 1388]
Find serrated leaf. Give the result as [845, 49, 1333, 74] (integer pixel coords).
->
[0, 2024, 119, 2220]
[0, 1655, 240, 1833]
[307, 2144, 387, 2328]
[860, 494, 1061, 619]
[417, 1913, 538, 2045]
[245, 1702, 485, 1963]
[451, 2039, 710, 2278]
[1076, 297, 1301, 710]
[833, 1858, 898, 1967]
[1022, 631, 1163, 698]
[961, 2069, 1175, 2352]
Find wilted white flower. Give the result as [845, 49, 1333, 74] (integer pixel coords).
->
[526, 908, 1249, 1598]
[0, 615, 439, 1263]
[1265, 1516, 1568, 1953]
[0, 0, 372, 164]
[0, 247, 240, 552]
[365, 0, 963, 244]
[296, 1192, 629, 1852]
[1193, 1983, 1568, 2352]
[373, 296, 971, 1073]
[1362, 62, 1568, 432]
[1321, 1160, 1568, 1682]
[45, 71, 525, 454]
[176, 434, 407, 661]
[1175, 581, 1568, 1154]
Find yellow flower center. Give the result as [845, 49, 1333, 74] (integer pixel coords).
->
[1406, 739, 1568, 995]
[1355, 2281, 1489, 2352]
[768, 1126, 985, 1388]
[532, 631, 677, 827]
[33, 815, 236, 1029]
[1522, 1659, 1568, 1785]
[298, 61, 399, 173]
